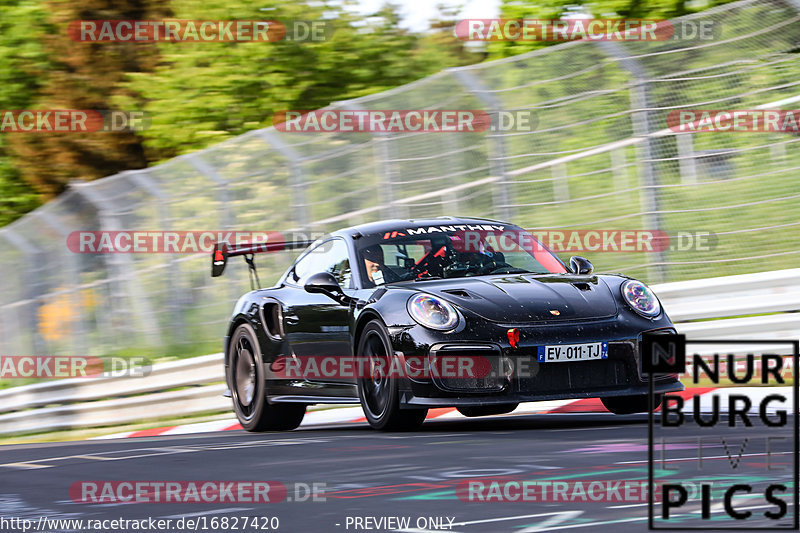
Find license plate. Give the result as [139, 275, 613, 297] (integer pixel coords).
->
[537, 342, 608, 363]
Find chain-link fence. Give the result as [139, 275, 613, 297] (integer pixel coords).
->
[1, 0, 799, 358]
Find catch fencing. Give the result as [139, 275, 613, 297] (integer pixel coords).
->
[1, 0, 799, 357]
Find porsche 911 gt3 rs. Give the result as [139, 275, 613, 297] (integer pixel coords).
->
[212, 216, 683, 431]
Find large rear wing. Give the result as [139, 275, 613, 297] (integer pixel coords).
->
[211, 239, 315, 278]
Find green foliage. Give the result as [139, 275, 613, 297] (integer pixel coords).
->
[0, 0, 50, 222]
[0, 157, 41, 226]
[121, 1, 475, 159]
[0, 0, 169, 199]
[488, 0, 741, 58]
[0, 0, 477, 225]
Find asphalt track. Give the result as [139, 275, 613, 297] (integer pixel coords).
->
[0, 413, 796, 533]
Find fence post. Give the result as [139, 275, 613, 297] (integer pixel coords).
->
[334, 100, 403, 220]
[597, 41, 666, 283]
[0, 229, 46, 355]
[30, 209, 90, 355]
[0, 238, 11, 355]
[452, 68, 513, 221]
[611, 148, 629, 191]
[257, 130, 310, 230]
[552, 163, 570, 202]
[185, 154, 236, 230]
[441, 133, 462, 214]
[183, 153, 244, 310]
[373, 132, 406, 219]
[127, 169, 186, 345]
[677, 134, 697, 185]
[70, 181, 163, 349]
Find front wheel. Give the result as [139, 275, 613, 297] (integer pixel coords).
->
[228, 323, 306, 431]
[601, 394, 662, 414]
[356, 320, 427, 431]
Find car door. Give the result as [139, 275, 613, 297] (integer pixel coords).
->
[283, 238, 354, 383]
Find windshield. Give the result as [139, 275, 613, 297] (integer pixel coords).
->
[356, 225, 567, 286]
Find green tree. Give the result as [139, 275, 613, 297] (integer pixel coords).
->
[0, 0, 49, 223]
[3, 0, 169, 198]
[0, 0, 478, 225]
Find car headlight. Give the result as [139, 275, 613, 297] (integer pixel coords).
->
[621, 280, 661, 318]
[407, 293, 459, 331]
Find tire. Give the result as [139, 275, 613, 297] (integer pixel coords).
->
[457, 404, 519, 417]
[601, 393, 662, 415]
[228, 322, 306, 431]
[356, 320, 428, 431]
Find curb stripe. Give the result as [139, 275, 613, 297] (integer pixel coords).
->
[548, 398, 605, 413]
[126, 425, 177, 438]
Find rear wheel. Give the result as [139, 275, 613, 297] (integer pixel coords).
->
[228, 323, 306, 431]
[457, 404, 519, 417]
[356, 320, 427, 431]
[601, 394, 662, 414]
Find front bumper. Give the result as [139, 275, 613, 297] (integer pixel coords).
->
[390, 317, 684, 407]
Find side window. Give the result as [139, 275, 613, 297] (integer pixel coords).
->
[291, 239, 352, 288]
[290, 246, 321, 283]
[330, 248, 352, 288]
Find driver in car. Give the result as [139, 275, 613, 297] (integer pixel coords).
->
[362, 245, 401, 286]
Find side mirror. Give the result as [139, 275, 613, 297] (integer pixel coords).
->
[569, 256, 593, 275]
[304, 272, 348, 302]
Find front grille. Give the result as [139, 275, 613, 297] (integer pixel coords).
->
[515, 341, 637, 393]
[428, 344, 507, 393]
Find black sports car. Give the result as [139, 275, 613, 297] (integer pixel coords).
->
[212, 216, 683, 431]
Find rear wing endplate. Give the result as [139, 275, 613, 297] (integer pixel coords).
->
[211, 239, 315, 279]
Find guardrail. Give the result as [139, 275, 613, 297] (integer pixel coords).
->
[0, 268, 797, 436]
[656, 268, 800, 355]
[0, 354, 226, 435]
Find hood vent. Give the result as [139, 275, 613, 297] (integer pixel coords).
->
[571, 282, 592, 291]
[442, 289, 479, 299]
